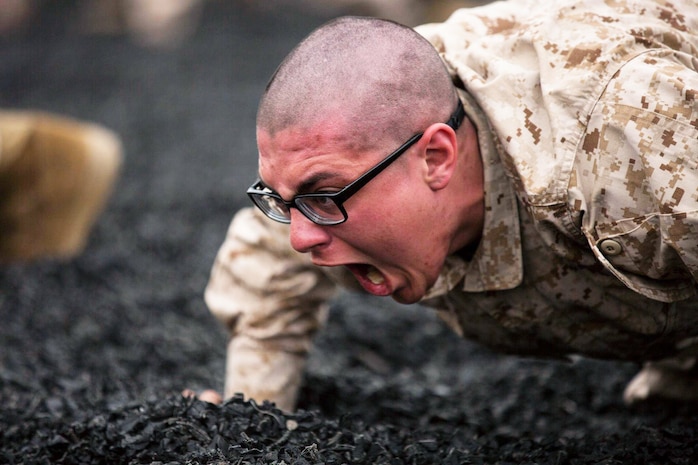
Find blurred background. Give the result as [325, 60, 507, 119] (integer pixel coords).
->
[0, 0, 490, 46]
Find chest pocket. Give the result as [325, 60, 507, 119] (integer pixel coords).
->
[591, 210, 698, 301]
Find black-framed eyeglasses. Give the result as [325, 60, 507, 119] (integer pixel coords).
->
[247, 99, 466, 226]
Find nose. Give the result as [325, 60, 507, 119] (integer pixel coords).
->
[288, 209, 332, 253]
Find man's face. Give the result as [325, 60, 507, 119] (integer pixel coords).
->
[257, 119, 456, 304]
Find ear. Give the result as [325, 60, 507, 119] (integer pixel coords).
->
[420, 124, 457, 191]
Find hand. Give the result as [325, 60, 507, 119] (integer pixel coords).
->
[181, 389, 223, 405]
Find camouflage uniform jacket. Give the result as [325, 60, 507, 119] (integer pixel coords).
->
[205, 0, 698, 410]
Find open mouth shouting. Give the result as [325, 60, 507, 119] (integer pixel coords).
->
[345, 264, 392, 296]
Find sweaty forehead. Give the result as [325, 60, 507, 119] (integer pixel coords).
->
[257, 121, 374, 194]
[258, 112, 370, 152]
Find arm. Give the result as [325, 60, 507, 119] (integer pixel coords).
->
[204, 207, 337, 411]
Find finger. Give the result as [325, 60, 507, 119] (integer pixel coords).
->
[198, 389, 223, 404]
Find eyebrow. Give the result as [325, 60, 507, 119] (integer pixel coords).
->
[294, 172, 338, 195]
[258, 171, 338, 198]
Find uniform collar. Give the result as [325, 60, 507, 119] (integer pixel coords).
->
[423, 90, 523, 300]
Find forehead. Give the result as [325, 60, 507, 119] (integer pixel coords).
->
[257, 120, 376, 193]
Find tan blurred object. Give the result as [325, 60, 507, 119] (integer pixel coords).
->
[123, 0, 204, 47]
[297, 0, 427, 26]
[423, 0, 493, 22]
[78, 0, 204, 48]
[0, 112, 122, 262]
[0, 0, 35, 33]
[624, 356, 698, 404]
[242, 0, 491, 27]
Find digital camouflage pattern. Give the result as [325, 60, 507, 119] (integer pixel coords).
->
[205, 0, 698, 410]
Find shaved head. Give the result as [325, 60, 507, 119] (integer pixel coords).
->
[257, 16, 457, 150]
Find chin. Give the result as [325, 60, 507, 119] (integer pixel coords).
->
[391, 271, 440, 304]
[390, 289, 423, 305]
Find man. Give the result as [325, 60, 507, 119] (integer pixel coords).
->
[203, 0, 698, 412]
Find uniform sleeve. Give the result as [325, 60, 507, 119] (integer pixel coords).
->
[204, 207, 338, 411]
[415, 1, 524, 60]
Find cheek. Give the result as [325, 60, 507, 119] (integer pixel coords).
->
[342, 175, 437, 253]
[349, 207, 433, 259]
[358, 184, 433, 237]
[339, 209, 402, 257]
[363, 177, 428, 223]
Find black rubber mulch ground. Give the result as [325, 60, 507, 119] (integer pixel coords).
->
[1, 2, 697, 464]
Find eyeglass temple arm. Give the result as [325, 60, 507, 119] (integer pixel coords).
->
[447, 99, 466, 131]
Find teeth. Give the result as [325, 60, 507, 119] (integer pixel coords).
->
[366, 267, 385, 285]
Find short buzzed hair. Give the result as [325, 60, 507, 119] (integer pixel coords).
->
[257, 16, 457, 149]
